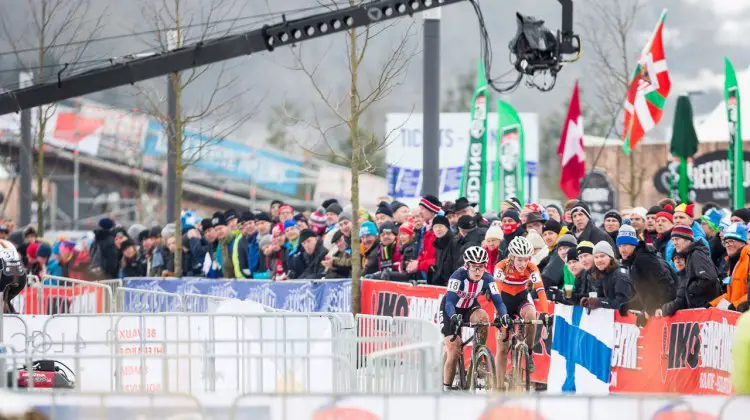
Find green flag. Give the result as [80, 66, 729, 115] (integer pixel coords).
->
[725, 57, 745, 209]
[459, 59, 490, 212]
[669, 95, 698, 203]
[497, 100, 525, 204]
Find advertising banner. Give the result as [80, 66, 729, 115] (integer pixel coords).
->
[123, 278, 351, 313]
[141, 121, 305, 196]
[497, 100, 525, 204]
[611, 308, 739, 395]
[385, 112, 539, 208]
[653, 150, 750, 206]
[12, 285, 107, 315]
[458, 59, 490, 213]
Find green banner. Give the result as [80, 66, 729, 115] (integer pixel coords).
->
[669, 95, 699, 203]
[497, 100, 525, 205]
[459, 59, 490, 213]
[725, 57, 745, 209]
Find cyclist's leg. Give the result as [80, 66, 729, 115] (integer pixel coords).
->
[519, 299, 538, 372]
[469, 307, 488, 345]
[441, 308, 461, 388]
[494, 326, 509, 388]
[443, 335, 461, 387]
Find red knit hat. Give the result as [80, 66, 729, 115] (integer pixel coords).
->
[399, 222, 415, 237]
[674, 203, 695, 218]
[655, 204, 674, 223]
[672, 224, 694, 241]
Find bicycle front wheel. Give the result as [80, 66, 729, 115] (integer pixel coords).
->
[468, 345, 496, 393]
[510, 345, 531, 392]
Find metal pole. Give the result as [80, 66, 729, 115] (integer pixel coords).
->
[422, 9, 440, 198]
[18, 72, 33, 227]
[73, 99, 81, 230]
[166, 30, 178, 223]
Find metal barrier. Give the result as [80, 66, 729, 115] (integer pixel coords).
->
[0, 312, 441, 395]
[14, 276, 114, 315]
[115, 287, 184, 313]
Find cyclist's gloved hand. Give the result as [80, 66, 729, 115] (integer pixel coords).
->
[540, 313, 551, 327]
[494, 313, 510, 328]
[450, 314, 462, 336]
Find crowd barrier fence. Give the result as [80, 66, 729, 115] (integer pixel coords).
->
[0, 312, 442, 395]
[4, 392, 750, 420]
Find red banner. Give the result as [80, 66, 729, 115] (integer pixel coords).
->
[15, 285, 107, 314]
[611, 308, 739, 395]
[360, 279, 552, 384]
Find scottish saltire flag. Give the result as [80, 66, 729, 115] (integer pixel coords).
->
[548, 304, 614, 394]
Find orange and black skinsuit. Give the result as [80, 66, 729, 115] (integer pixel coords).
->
[493, 259, 549, 316]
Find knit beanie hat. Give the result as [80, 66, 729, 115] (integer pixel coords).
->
[593, 240, 615, 259]
[723, 222, 749, 243]
[701, 208, 723, 233]
[674, 203, 695, 219]
[419, 195, 442, 214]
[501, 209, 521, 223]
[543, 219, 562, 234]
[630, 207, 648, 220]
[259, 234, 273, 248]
[732, 208, 750, 223]
[603, 210, 622, 224]
[616, 220, 639, 247]
[655, 205, 674, 223]
[570, 201, 592, 220]
[647, 205, 663, 216]
[432, 215, 451, 229]
[527, 232, 545, 250]
[326, 202, 344, 216]
[672, 224, 694, 241]
[566, 247, 579, 262]
[399, 222, 415, 237]
[557, 233, 578, 249]
[546, 203, 563, 218]
[576, 241, 595, 255]
[375, 201, 394, 218]
[485, 225, 503, 241]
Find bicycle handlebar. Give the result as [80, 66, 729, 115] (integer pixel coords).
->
[459, 319, 545, 328]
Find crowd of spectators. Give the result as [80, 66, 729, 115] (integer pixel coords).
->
[3, 193, 749, 316]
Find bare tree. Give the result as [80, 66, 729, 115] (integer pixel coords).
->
[1, 0, 105, 235]
[286, 1, 418, 313]
[133, 0, 257, 276]
[582, 0, 648, 205]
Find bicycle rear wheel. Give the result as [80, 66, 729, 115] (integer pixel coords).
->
[468, 345, 496, 393]
[510, 344, 531, 392]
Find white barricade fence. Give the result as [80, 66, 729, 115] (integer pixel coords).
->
[0, 311, 440, 395]
[1, 392, 748, 420]
[11, 275, 114, 315]
[115, 287, 184, 313]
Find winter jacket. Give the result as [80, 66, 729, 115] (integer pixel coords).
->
[592, 264, 633, 311]
[654, 230, 672, 261]
[232, 232, 259, 278]
[120, 256, 147, 278]
[416, 224, 437, 277]
[386, 241, 419, 282]
[364, 242, 403, 275]
[662, 241, 721, 316]
[622, 241, 677, 313]
[256, 248, 288, 280]
[708, 234, 726, 271]
[148, 246, 168, 277]
[90, 229, 118, 279]
[568, 269, 594, 305]
[456, 228, 484, 261]
[665, 221, 711, 272]
[360, 240, 380, 274]
[288, 241, 327, 279]
[574, 220, 617, 257]
[541, 249, 565, 290]
[431, 231, 462, 287]
[46, 259, 63, 277]
[710, 244, 750, 310]
[642, 229, 658, 246]
[325, 248, 352, 279]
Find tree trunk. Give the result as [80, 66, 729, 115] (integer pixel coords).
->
[171, 70, 183, 277]
[628, 153, 638, 206]
[348, 28, 361, 315]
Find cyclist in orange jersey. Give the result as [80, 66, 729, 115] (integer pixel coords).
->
[493, 236, 550, 384]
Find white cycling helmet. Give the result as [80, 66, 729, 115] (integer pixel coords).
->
[508, 236, 534, 258]
[463, 246, 489, 265]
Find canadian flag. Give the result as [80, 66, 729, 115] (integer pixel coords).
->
[557, 81, 586, 199]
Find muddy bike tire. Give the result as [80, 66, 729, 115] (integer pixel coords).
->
[510, 344, 531, 392]
[468, 345, 496, 392]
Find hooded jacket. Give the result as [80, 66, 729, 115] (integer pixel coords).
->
[622, 241, 677, 313]
[710, 244, 750, 310]
[662, 241, 721, 316]
[593, 264, 633, 311]
[665, 221, 711, 272]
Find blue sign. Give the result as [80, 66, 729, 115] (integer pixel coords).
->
[386, 165, 463, 198]
[123, 278, 352, 313]
[526, 161, 538, 177]
[142, 121, 304, 196]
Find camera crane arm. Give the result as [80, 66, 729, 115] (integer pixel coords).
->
[0, 0, 578, 115]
